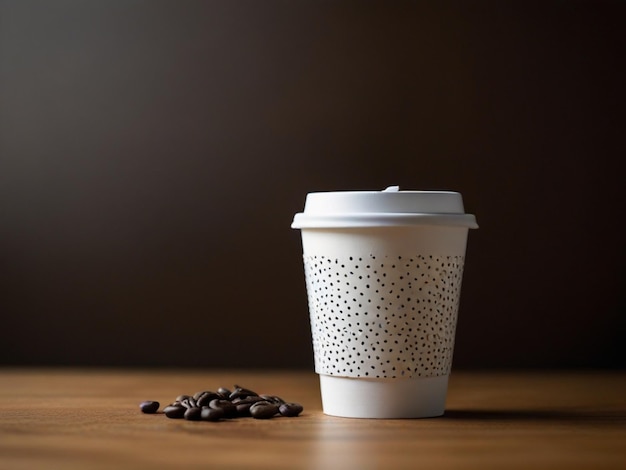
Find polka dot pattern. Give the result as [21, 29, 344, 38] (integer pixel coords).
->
[303, 254, 465, 379]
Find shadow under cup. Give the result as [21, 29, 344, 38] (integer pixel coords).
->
[292, 189, 478, 418]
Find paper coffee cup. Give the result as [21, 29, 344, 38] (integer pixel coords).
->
[292, 186, 478, 418]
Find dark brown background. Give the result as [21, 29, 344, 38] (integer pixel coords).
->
[1, 0, 624, 369]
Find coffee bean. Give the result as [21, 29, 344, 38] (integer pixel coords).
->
[209, 399, 237, 418]
[235, 402, 253, 416]
[260, 394, 285, 405]
[217, 387, 232, 398]
[250, 401, 279, 419]
[232, 395, 264, 405]
[180, 397, 197, 409]
[193, 390, 209, 400]
[235, 396, 261, 411]
[229, 386, 258, 400]
[279, 402, 303, 417]
[217, 387, 231, 398]
[175, 394, 190, 403]
[231, 396, 264, 416]
[184, 407, 203, 421]
[201, 407, 224, 421]
[163, 405, 186, 419]
[139, 401, 160, 414]
[196, 391, 220, 407]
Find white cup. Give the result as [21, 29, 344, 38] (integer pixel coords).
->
[292, 187, 478, 418]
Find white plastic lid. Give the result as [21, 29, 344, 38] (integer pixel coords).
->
[291, 186, 478, 229]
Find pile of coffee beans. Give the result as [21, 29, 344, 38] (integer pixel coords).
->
[139, 385, 303, 422]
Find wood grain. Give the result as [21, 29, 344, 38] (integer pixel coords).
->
[0, 369, 624, 469]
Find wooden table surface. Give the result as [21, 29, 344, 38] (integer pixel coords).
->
[0, 369, 624, 469]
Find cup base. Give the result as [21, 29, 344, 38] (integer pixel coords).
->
[319, 374, 449, 419]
